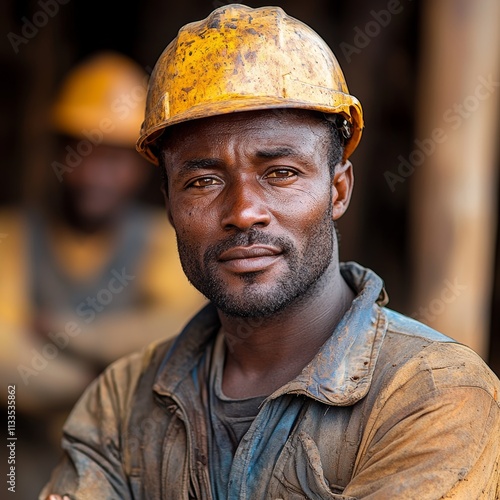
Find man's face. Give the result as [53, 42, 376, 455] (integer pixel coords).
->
[162, 109, 350, 318]
[63, 142, 148, 224]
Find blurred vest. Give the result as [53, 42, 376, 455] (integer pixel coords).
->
[28, 206, 150, 318]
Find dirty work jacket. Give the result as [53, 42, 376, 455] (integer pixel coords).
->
[40, 262, 500, 499]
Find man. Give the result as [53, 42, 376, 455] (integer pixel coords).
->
[0, 50, 205, 402]
[0, 50, 205, 498]
[42, 5, 500, 499]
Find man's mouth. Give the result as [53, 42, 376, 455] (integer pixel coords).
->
[218, 245, 282, 273]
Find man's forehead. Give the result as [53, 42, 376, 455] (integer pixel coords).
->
[161, 108, 328, 146]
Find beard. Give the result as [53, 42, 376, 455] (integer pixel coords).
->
[176, 204, 335, 318]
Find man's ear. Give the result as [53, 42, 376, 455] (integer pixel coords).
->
[331, 160, 354, 221]
[161, 184, 175, 227]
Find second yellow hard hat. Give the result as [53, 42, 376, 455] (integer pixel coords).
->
[51, 51, 148, 148]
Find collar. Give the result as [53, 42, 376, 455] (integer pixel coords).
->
[153, 261, 389, 406]
[271, 261, 388, 405]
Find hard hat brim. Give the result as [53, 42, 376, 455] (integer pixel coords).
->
[136, 95, 363, 165]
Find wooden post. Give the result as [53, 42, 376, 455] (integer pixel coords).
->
[409, 0, 500, 358]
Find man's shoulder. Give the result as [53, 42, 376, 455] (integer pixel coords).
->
[376, 307, 500, 396]
[383, 307, 455, 343]
[104, 334, 177, 382]
[92, 303, 217, 402]
[91, 335, 179, 410]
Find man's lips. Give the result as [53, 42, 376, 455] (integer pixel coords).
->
[218, 245, 282, 273]
[219, 245, 281, 261]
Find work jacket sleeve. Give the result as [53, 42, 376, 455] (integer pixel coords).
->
[38, 345, 151, 500]
[342, 342, 500, 499]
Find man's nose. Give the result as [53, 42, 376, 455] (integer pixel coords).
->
[220, 180, 272, 231]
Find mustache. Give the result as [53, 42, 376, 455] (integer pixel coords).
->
[206, 229, 294, 262]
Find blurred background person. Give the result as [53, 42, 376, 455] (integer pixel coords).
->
[0, 50, 206, 498]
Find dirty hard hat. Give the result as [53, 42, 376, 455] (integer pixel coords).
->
[136, 4, 364, 165]
[51, 51, 148, 148]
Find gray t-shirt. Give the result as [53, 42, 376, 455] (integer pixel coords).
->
[207, 333, 267, 499]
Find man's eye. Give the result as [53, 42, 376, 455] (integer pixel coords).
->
[189, 177, 221, 187]
[266, 169, 296, 179]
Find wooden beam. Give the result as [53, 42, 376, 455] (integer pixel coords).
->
[409, 0, 500, 358]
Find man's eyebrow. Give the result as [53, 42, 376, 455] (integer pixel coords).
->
[178, 158, 221, 173]
[176, 148, 299, 173]
[255, 147, 298, 159]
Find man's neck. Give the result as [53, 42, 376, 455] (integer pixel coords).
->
[219, 262, 355, 399]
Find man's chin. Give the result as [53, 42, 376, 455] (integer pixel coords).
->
[208, 281, 297, 318]
[215, 299, 287, 319]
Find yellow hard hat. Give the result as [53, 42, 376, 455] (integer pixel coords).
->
[51, 51, 148, 148]
[136, 4, 363, 165]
